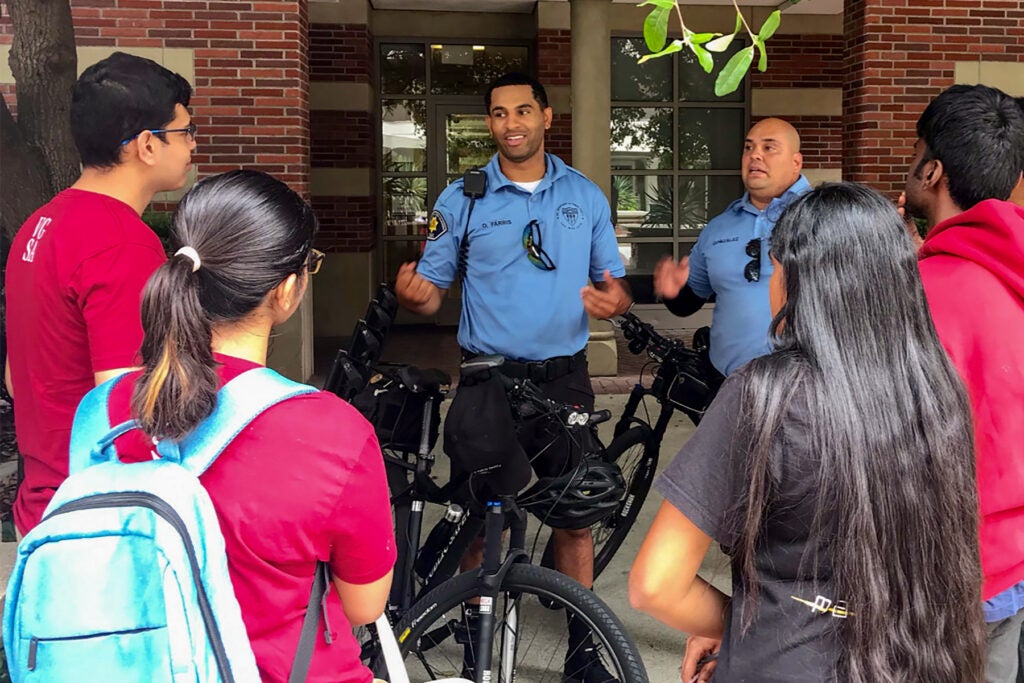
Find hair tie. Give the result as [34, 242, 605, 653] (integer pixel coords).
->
[174, 246, 201, 273]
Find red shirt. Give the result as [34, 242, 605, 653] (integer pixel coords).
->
[919, 199, 1024, 599]
[4, 188, 166, 533]
[108, 354, 397, 683]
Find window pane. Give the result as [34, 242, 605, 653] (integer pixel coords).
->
[613, 175, 673, 238]
[679, 40, 746, 103]
[678, 175, 745, 235]
[381, 43, 426, 95]
[382, 177, 427, 237]
[678, 108, 745, 170]
[430, 44, 528, 95]
[383, 240, 428, 282]
[611, 38, 672, 102]
[446, 113, 493, 174]
[617, 242, 673, 304]
[611, 107, 673, 171]
[382, 100, 427, 172]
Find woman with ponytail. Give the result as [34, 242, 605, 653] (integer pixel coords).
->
[629, 182, 984, 682]
[107, 170, 396, 682]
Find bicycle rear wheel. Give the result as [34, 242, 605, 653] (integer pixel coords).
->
[391, 563, 648, 683]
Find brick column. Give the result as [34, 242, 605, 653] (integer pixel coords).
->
[843, 0, 1024, 196]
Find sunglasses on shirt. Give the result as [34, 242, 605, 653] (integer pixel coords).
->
[522, 220, 556, 271]
[744, 238, 761, 283]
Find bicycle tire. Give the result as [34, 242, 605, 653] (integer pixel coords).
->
[540, 425, 656, 581]
[391, 563, 648, 683]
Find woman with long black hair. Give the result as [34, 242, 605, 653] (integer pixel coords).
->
[105, 170, 396, 682]
[629, 182, 984, 682]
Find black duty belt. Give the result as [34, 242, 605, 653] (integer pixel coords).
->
[461, 349, 586, 383]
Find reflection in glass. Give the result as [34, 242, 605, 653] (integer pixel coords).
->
[617, 242, 673, 304]
[678, 108, 745, 170]
[384, 240, 428, 283]
[382, 100, 427, 172]
[611, 108, 673, 171]
[381, 44, 426, 95]
[382, 177, 428, 237]
[611, 38, 672, 102]
[613, 175, 673, 238]
[678, 175, 745, 234]
[430, 44, 528, 95]
[679, 40, 746, 102]
[446, 114, 493, 175]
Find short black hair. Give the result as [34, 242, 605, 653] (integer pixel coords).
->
[915, 84, 1024, 210]
[71, 52, 193, 168]
[484, 72, 548, 112]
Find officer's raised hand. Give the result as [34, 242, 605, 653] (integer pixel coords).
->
[581, 269, 632, 319]
[653, 255, 690, 300]
[395, 261, 444, 316]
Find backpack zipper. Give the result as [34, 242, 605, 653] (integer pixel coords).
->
[42, 492, 237, 683]
[28, 627, 163, 671]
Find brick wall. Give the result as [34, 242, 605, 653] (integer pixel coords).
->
[538, 28, 571, 166]
[308, 21, 374, 253]
[751, 36, 844, 173]
[844, 0, 1024, 194]
[1, 0, 310, 206]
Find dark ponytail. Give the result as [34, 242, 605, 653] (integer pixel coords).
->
[132, 170, 317, 440]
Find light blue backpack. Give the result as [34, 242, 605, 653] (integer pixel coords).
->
[2, 368, 325, 683]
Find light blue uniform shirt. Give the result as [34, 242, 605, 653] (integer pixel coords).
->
[688, 175, 811, 376]
[418, 153, 625, 361]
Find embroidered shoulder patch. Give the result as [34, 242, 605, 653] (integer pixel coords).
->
[427, 210, 449, 241]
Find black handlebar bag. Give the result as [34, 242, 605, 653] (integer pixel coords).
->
[444, 372, 532, 499]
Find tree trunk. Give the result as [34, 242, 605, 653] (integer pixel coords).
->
[0, 0, 78, 240]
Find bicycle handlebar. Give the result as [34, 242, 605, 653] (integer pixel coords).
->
[617, 311, 701, 367]
[496, 373, 610, 428]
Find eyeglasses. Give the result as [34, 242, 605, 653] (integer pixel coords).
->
[307, 248, 325, 275]
[744, 238, 761, 282]
[120, 122, 197, 146]
[522, 220, 556, 271]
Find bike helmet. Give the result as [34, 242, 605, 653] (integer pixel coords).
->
[519, 459, 626, 530]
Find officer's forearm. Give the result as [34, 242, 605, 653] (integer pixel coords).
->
[663, 284, 707, 317]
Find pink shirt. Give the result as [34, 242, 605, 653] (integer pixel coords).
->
[108, 354, 397, 682]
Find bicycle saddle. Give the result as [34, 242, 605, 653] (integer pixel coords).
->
[398, 365, 451, 394]
[459, 355, 505, 381]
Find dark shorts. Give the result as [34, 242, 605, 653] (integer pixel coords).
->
[444, 355, 596, 500]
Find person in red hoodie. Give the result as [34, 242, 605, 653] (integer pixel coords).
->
[904, 83, 1024, 682]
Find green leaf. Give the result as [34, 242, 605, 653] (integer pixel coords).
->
[638, 39, 684, 64]
[715, 45, 754, 96]
[691, 43, 714, 73]
[705, 32, 736, 53]
[688, 32, 718, 45]
[757, 42, 768, 72]
[643, 6, 670, 52]
[637, 0, 675, 8]
[758, 9, 781, 42]
[734, 11, 744, 35]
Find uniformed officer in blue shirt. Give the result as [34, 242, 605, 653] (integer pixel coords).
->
[395, 72, 631, 682]
[654, 117, 811, 379]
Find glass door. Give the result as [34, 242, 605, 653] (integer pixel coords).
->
[429, 103, 495, 324]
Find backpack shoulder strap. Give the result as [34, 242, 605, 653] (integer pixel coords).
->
[170, 367, 317, 477]
[69, 374, 130, 475]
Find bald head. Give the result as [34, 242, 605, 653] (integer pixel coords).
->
[742, 117, 804, 209]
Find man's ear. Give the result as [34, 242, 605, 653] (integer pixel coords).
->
[924, 159, 944, 187]
[129, 131, 160, 168]
[793, 151, 804, 173]
[543, 106, 553, 130]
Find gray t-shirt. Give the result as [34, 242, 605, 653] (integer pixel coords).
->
[654, 365, 844, 682]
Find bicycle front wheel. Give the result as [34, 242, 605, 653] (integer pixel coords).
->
[592, 426, 656, 578]
[392, 563, 648, 683]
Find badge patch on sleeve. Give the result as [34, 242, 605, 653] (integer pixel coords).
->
[427, 210, 448, 241]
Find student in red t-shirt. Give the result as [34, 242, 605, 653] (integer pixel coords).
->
[4, 52, 195, 534]
[105, 169, 396, 682]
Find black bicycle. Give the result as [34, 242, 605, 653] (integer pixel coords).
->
[539, 312, 718, 581]
[325, 290, 647, 683]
